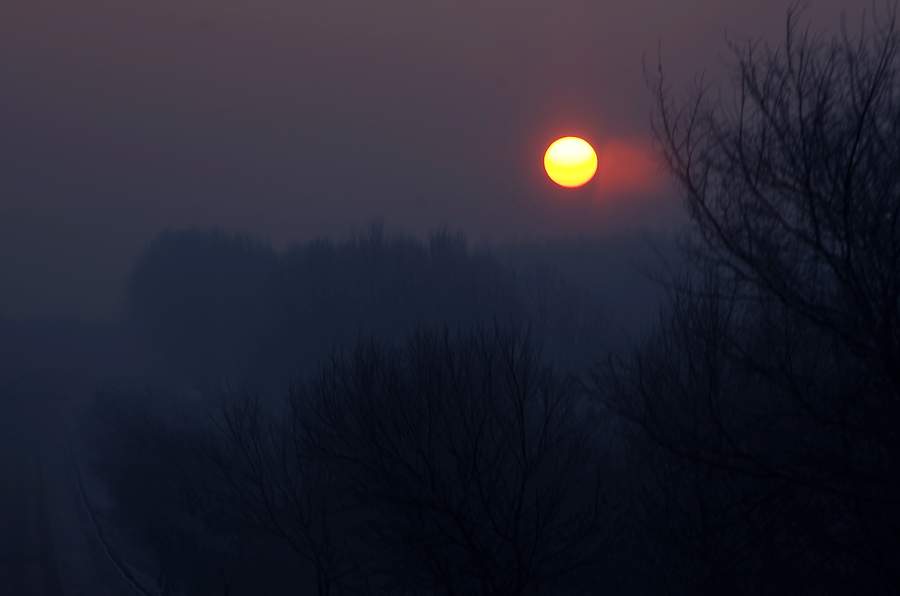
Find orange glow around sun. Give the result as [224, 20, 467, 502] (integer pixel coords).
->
[544, 136, 598, 188]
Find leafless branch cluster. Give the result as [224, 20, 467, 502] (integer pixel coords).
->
[654, 6, 900, 382]
[598, 7, 900, 592]
[209, 330, 611, 596]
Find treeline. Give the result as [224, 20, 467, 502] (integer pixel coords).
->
[125, 225, 609, 388]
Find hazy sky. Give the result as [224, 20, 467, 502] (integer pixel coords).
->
[1, 0, 862, 316]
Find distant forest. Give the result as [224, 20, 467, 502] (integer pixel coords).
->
[124, 225, 615, 386]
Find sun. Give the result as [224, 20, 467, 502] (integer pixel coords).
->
[543, 136, 598, 188]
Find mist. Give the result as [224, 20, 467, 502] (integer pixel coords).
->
[2, 1, 895, 594]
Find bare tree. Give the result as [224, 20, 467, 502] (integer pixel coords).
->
[597, 7, 900, 593]
[294, 329, 612, 596]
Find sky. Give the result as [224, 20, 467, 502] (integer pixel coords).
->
[0, 0, 863, 317]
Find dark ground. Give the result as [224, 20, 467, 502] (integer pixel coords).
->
[0, 375, 139, 595]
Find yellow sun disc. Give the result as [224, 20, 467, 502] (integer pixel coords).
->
[543, 136, 598, 188]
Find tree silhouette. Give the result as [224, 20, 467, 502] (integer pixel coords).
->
[597, 8, 900, 593]
[212, 329, 613, 595]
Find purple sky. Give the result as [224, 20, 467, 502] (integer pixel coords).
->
[0, 0, 862, 316]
